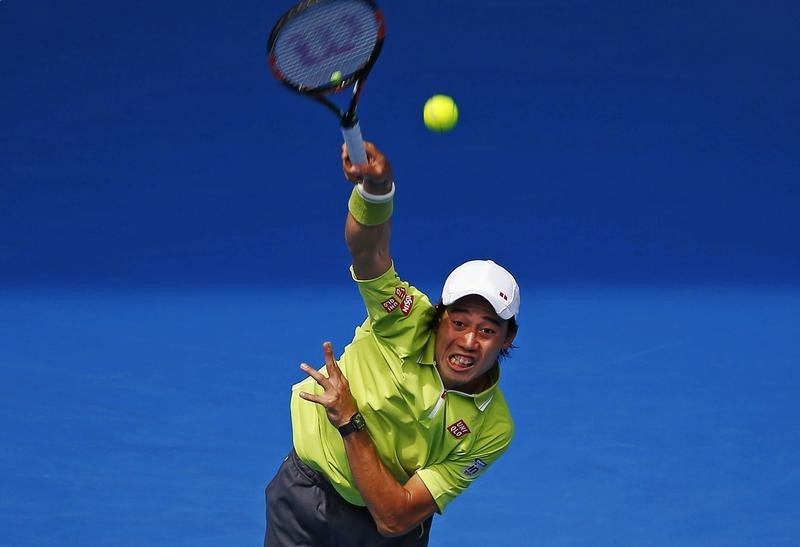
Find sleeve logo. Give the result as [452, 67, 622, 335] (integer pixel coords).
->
[462, 458, 487, 478]
[381, 287, 410, 315]
[381, 297, 399, 313]
[400, 294, 414, 316]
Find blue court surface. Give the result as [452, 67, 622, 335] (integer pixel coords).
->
[1, 287, 799, 545]
[2, 1, 799, 545]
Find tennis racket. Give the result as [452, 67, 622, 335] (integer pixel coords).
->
[267, 0, 386, 165]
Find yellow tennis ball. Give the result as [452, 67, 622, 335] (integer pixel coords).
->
[423, 94, 458, 132]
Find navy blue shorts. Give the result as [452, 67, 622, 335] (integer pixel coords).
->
[265, 450, 433, 547]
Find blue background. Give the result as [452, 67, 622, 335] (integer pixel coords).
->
[2, 1, 799, 545]
[3, 0, 799, 288]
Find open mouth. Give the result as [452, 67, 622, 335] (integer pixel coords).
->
[448, 354, 475, 371]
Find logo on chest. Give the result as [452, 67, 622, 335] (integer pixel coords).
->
[447, 419, 471, 439]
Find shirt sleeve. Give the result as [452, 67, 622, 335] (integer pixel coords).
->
[416, 416, 514, 512]
[351, 263, 435, 358]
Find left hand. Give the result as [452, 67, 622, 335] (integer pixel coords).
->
[298, 341, 359, 428]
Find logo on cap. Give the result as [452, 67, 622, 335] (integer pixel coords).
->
[441, 260, 520, 320]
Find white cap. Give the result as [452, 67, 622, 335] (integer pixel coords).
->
[441, 260, 520, 320]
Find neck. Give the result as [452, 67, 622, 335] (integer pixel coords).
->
[455, 371, 492, 394]
[475, 372, 493, 393]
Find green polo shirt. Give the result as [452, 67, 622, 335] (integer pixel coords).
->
[290, 264, 514, 512]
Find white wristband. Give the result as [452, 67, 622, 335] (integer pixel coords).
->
[356, 181, 395, 203]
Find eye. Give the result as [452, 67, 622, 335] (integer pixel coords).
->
[480, 327, 497, 337]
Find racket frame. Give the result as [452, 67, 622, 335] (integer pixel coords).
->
[267, 0, 385, 130]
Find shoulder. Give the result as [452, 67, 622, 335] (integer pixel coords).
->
[350, 263, 435, 357]
[354, 263, 435, 323]
[479, 388, 515, 444]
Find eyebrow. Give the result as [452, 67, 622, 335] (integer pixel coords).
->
[448, 307, 503, 327]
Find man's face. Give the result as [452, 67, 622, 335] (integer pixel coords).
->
[434, 295, 516, 393]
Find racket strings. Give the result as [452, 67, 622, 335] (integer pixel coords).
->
[272, 0, 380, 90]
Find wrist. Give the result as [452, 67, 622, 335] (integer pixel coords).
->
[348, 183, 394, 226]
[357, 180, 395, 203]
[337, 412, 367, 438]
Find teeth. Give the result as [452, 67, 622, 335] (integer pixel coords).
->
[450, 355, 474, 367]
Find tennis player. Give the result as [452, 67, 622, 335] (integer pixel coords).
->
[264, 141, 521, 546]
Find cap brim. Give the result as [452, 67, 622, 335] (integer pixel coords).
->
[443, 289, 515, 320]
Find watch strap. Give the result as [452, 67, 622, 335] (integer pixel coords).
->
[338, 412, 366, 438]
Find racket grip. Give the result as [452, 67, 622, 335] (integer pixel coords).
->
[341, 122, 368, 165]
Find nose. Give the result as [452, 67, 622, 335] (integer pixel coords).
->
[460, 330, 479, 350]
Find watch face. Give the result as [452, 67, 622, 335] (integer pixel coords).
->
[352, 413, 367, 431]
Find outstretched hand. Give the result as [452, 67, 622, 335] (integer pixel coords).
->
[342, 141, 393, 193]
[298, 342, 359, 428]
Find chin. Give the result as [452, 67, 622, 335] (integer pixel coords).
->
[441, 370, 476, 391]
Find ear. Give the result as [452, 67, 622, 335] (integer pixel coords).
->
[432, 303, 446, 329]
[502, 321, 518, 349]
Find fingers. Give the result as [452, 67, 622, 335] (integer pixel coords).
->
[298, 341, 341, 387]
[300, 362, 327, 385]
[342, 141, 391, 184]
[297, 342, 354, 426]
[341, 144, 352, 169]
[298, 390, 322, 403]
[297, 362, 327, 404]
[299, 342, 349, 408]
[322, 341, 341, 377]
[342, 143, 364, 182]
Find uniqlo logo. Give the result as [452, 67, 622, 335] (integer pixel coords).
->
[382, 298, 399, 313]
[447, 419, 471, 438]
[400, 294, 414, 316]
[395, 287, 407, 300]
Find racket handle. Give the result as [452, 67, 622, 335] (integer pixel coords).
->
[341, 122, 368, 165]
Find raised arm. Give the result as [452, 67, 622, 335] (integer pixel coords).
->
[342, 142, 394, 280]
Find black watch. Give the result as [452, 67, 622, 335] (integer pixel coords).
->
[337, 412, 367, 438]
